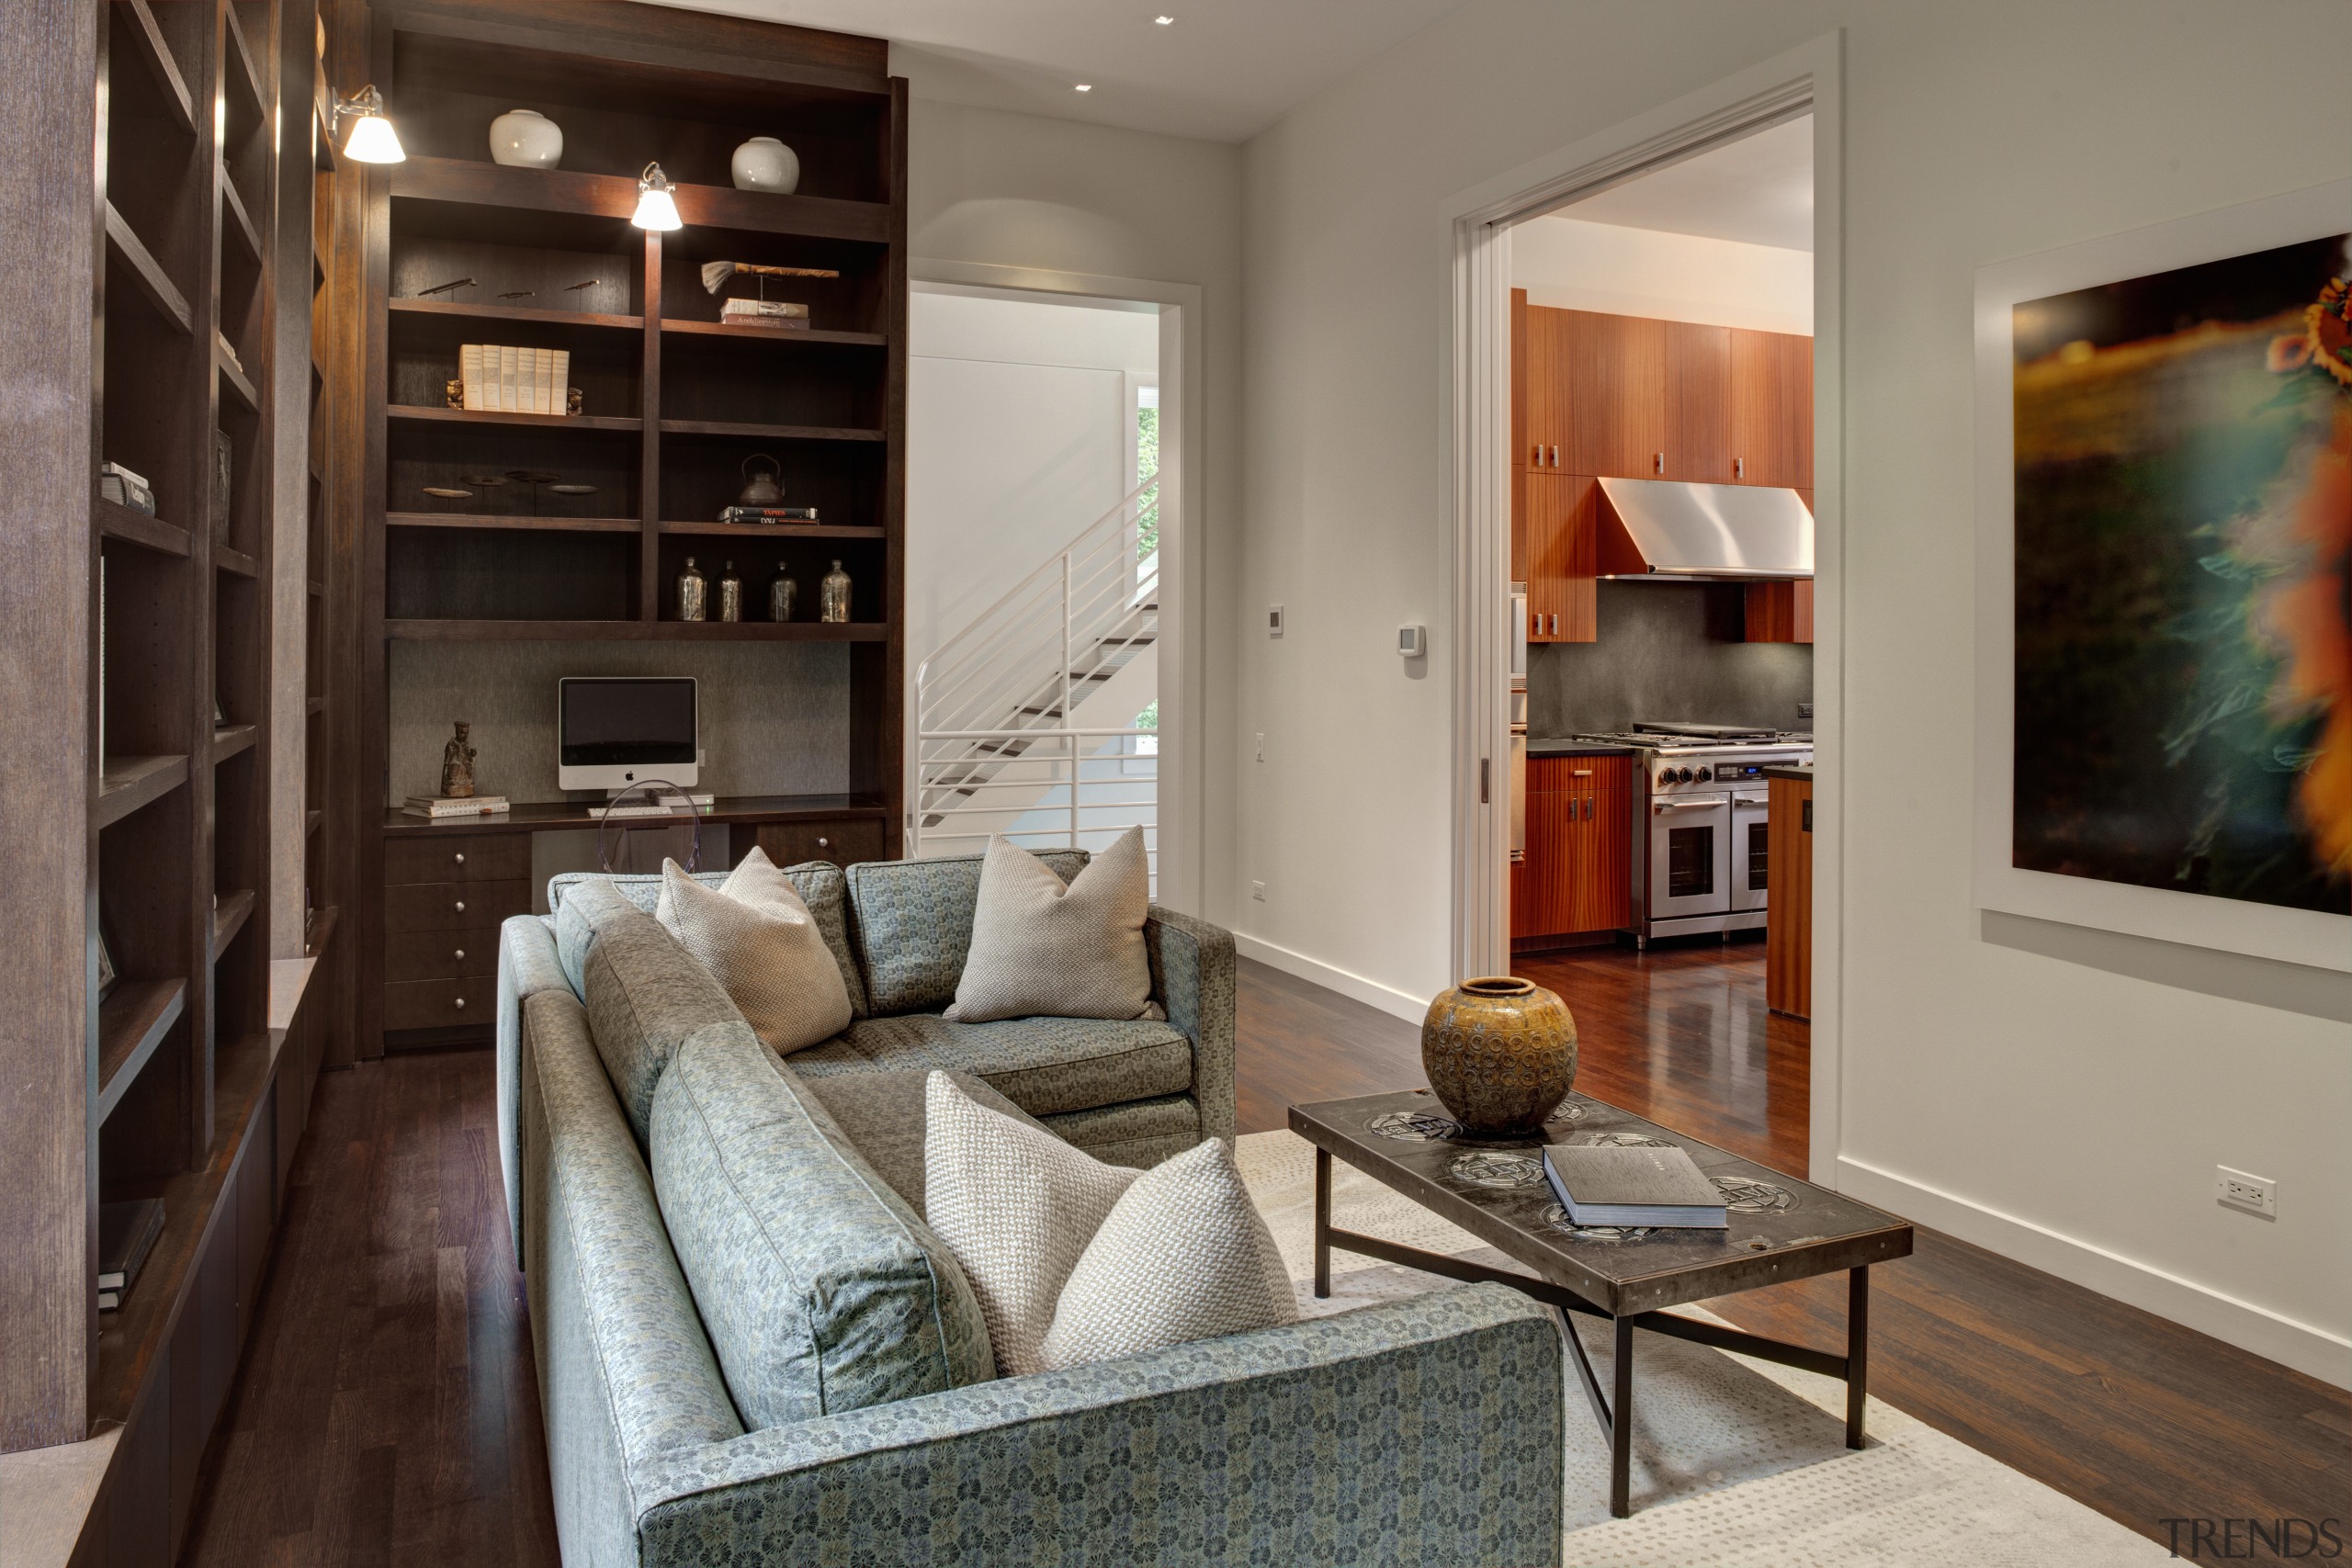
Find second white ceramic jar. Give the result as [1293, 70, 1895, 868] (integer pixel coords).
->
[489, 108, 563, 168]
[730, 136, 799, 194]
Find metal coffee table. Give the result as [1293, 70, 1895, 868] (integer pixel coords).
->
[1288, 1089, 1914, 1518]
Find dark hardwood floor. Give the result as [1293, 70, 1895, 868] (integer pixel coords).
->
[183, 947, 2346, 1565]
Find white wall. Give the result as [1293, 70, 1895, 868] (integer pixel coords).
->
[1513, 216, 1813, 334]
[1232, 1, 2351, 1381]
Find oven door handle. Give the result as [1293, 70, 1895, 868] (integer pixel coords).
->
[1732, 793, 1770, 808]
[1652, 795, 1729, 813]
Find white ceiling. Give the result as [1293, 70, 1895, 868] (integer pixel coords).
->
[639, 0, 1476, 143]
[1552, 117, 1814, 253]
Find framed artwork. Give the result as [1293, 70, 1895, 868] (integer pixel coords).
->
[1974, 179, 2351, 972]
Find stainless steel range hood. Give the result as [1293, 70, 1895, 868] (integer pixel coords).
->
[1595, 478, 1813, 580]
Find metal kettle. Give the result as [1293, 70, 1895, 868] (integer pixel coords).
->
[734, 454, 785, 508]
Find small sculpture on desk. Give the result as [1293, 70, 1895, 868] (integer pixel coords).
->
[718, 561, 742, 623]
[820, 559, 852, 624]
[768, 560, 797, 623]
[439, 721, 478, 799]
[677, 557, 708, 622]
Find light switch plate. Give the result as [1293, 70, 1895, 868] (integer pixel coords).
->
[1267, 604, 1283, 637]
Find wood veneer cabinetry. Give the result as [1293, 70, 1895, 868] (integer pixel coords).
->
[1511, 755, 1632, 943]
[1766, 773, 1813, 1018]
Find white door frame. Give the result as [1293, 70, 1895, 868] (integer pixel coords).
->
[1439, 34, 1847, 1186]
[906, 258, 1206, 917]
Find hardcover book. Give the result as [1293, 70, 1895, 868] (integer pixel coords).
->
[1543, 1142, 1727, 1229]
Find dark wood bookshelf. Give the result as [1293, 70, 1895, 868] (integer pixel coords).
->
[96, 754, 190, 829]
[389, 296, 643, 333]
[96, 978, 187, 1122]
[103, 204, 193, 333]
[386, 510, 641, 532]
[388, 154, 891, 243]
[386, 402, 642, 433]
[657, 519, 883, 538]
[382, 616, 890, 642]
[379, 792, 888, 837]
[215, 544, 259, 577]
[658, 417, 885, 442]
[96, 498, 195, 557]
[661, 317, 889, 348]
[211, 723, 259, 764]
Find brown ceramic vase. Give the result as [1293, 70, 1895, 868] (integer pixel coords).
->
[1419, 976, 1578, 1134]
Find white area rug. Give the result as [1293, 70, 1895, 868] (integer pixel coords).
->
[1235, 1130, 2172, 1566]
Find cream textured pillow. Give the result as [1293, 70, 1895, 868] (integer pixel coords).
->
[944, 827, 1155, 1022]
[654, 849, 852, 1056]
[923, 1073, 1295, 1377]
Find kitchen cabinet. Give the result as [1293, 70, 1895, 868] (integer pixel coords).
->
[1744, 578, 1815, 643]
[1566, 310, 1667, 479]
[1512, 754, 1632, 942]
[1523, 472, 1596, 643]
[1766, 772, 1813, 1018]
[1663, 321, 1731, 481]
[1729, 328, 1813, 488]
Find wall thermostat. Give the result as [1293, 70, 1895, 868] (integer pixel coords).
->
[1397, 623, 1426, 659]
[1267, 604, 1284, 637]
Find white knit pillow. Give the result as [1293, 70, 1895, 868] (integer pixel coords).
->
[944, 828, 1155, 1022]
[654, 850, 852, 1056]
[923, 1073, 1295, 1377]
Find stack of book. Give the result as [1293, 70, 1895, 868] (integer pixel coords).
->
[100, 461, 157, 515]
[404, 795, 510, 818]
[718, 505, 820, 525]
[459, 344, 571, 414]
[1543, 1141, 1728, 1229]
[719, 298, 809, 330]
[98, 1198, 165, 1312]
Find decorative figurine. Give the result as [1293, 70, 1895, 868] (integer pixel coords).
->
[439, 721, 478, 799]
[677, 557, 708, 622]
[768, 561, 797, 623]
[820, 559, 852, 624]
[718, 561, 742, 623]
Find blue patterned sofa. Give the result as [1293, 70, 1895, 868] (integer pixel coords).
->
[493, 852, 1566, 1567]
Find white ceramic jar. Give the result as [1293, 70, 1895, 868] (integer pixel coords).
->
[730, 136, 799, 194]
[488, 108, 563, 169]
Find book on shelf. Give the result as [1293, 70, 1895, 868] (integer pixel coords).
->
[97, 1198, 165, 1306]
[597, 790, 715, 819]
[718, 505, 821, 524]
[461, 344, 571, 414]
[403, 795, 511, 818]
[719, 298, 811, 328]
[100, 461, 156, 515]
[461, 344, 485, 412]
[1542, 1142, 1727, 1229]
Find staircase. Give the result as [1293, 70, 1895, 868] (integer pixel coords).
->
[912, 476, 1160, 877]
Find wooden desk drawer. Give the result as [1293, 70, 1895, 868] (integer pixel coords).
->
[385, 879, 528, 934]
[385, 834, 530, 886]
[755, 818, 885, 872]
[383, 978, 492, 1032]
[385, 926, 505, 985]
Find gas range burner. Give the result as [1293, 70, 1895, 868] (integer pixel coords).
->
[1574, 725, 1813, 750]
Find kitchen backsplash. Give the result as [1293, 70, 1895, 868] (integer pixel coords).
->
[1527, 580, 1813, 736]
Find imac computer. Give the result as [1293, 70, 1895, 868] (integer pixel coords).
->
[557, 677, 698, 793]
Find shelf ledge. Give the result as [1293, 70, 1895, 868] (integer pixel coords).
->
[386, 404, 639, 433]
[389, 298, 642, 333]
[96, 754, 189, 829]
[385, 618, 888, 642]
[659, 418, 885, 443]
[211, 725, 258, 765]
[385, 512, 642, 534]
[210, 889, 255, 962]
[215, 545, 259, 578]
[96, 498, 193, 558]
[388, 156, 890, 245]
[661, 319, 888, 348]
[116, 1, 196, 136]
[104, 205, 192, 335]
[96, 977, 187, 1123]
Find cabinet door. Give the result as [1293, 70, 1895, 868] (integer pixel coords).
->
[1526, 305, 1569, 468]
[1512, 761, 1571, 939]
[1510, 465, 1528, 583]
[1566, 310, 1666, 479]
[1663, 321, 1730, 481]
[1728, 329, 1813, 488]
[1510, 288, 1528, 470]
[1524, 474, 1595, 643]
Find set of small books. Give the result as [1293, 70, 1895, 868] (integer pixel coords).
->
[719, 298, 810, 330]
[1543, 1142, 1727, 1228]
[597, 790, 715, 819]
[718, 505, 820, 524]
[459, 344, 571, 414]
[404, 795, 510, 818]
[101, 461, 157, 515]
[98, 1198, 165, 1313]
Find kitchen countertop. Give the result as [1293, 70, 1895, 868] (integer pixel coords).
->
[1762, 764, 1814, 782]
[1526, 739, 1636, 758]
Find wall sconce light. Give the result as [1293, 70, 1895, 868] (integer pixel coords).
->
[333, 85, 405, 164]
[632, 163, 682, 231]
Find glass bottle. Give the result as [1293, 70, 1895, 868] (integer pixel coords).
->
[767, 560, 797, 623]
[676, 555, 707, 622]
[820, 558, 852, 624]
[717, 560, 742, 623]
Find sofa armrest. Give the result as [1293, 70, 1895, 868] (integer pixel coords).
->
[630, 1283, 1564, 1568]
[499, 914, 573, 1267]
[1144, 904, 1237, 1142]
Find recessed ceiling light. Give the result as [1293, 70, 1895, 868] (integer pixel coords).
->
[1074, 83, 1092, 92]
[1154, 14, 1174, 22]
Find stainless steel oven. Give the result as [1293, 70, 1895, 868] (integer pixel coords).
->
[1730, 789, 1770, 914]
[1648, 792, 1730, 922]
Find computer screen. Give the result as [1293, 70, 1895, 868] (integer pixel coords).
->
[558, 678, 696, 767]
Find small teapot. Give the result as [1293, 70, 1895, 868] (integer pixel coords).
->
[735, 454, 785, 508]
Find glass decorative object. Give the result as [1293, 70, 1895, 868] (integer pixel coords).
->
[820, 559, 852, 624]
[768, 561, 797, 623]
[717, 561, 742, 623]
[676, 556, 707, 622]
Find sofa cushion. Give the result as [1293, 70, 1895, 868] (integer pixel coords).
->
[794, 1068, 1052, 1218]
[551, 860, 869, 1018]
[573, 887, 744, 1147]
[655, 853, 852, 1056]
[648, 1022, 995, 1429]
[947, 829, 1155, 1023]
[846, 849, 1089, 1015]
[787, 1011, 1191, 1117]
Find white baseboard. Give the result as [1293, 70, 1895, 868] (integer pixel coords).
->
[1231, 932, 1429, 1024]
[1837, 1154, 2352, 1389]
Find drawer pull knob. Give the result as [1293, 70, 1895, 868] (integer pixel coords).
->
[454, 900, 467, 914]
[816, 836, 829, 849]
[454, 852, 466, 864]
[453, 997, 466, 1010]
[453, 948, 465, 961]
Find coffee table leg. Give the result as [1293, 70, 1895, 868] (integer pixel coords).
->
[1313, 1146, 1332, 1299]
[1846, 1266, 1870, 1449]
[1609, 1314, 1634, 1517]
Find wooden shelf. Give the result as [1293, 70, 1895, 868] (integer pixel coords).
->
[220, 5, 265, 123]
[386, 511, 642, 533]
[303, 905, 338, 960]
[96, 498, 192, 558]
[309, 580, 325, 597]
[104, 204, 191, 334]
[211, 725, 258, 764]
[386, 404, 639, 433]
[659, 418, 886, 443]
[96, 754, 188, 829]
[385, 617, 889, 642]
[660, 318, 888, 348]
[218, 343, 260, 412]
[114, 0, 195, 136]
[306, 696, 324, 716]
[388, 155, 890, 245]
[306, 807, 323, 835]
[210, 889, 255, 962]
[219, 171, 263, 264]
[657, 519, 883, 539]
[96, 977, 187, 1123]
[215, 545, 259, 578]
[390, 298, 642, 333]
[381, 793, 887, 837]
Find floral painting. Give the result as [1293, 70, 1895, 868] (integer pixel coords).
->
[2009, 236, 2350, 916]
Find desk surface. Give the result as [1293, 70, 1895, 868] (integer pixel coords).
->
[379, 793, 888, 837]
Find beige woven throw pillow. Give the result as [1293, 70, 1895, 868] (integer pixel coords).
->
[944, 827, 1155, 1022]
[923, 1073, 1295, 1377]
[655, 849, 852, 1056]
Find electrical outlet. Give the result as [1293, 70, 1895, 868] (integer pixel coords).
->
[1255, 732, 1265, 762]
[1250, 880, 1266, 901]
[2215, 1166, 2278, 1217]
